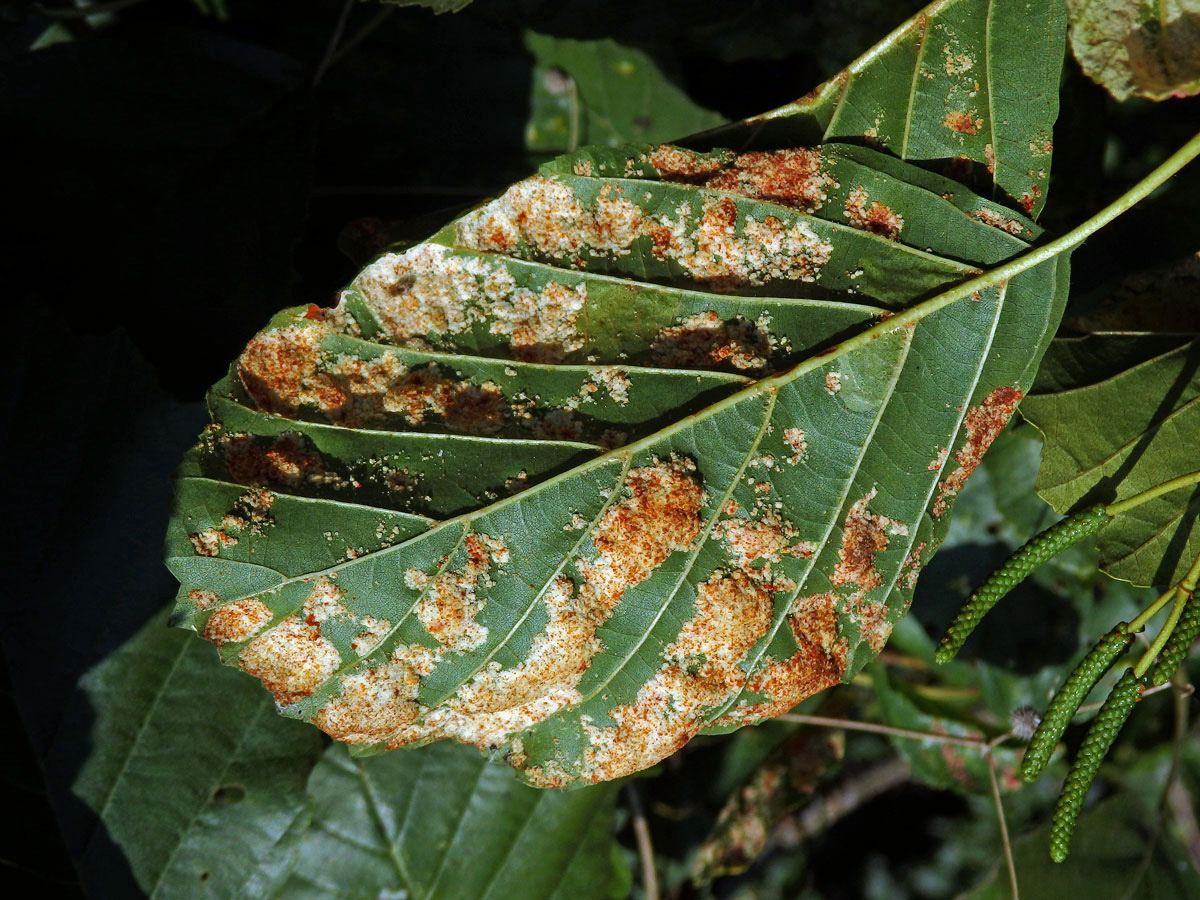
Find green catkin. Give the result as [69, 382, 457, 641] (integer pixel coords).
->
[1049, 668, 1144, 863]
[1150, 590, 1200, 686]
[936, 505, 1112, 664]
[1020, 624, 1134, 782]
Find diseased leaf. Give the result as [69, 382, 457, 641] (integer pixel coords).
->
[273, 742, 619, 899]
[165, 0, 1072, 788]
[1022, 339, 1200, 586]
[525, 33, 725, 153]
[696, 0, 1068, 217]
[73, 608, 324, 900]
[1067, 0, 1200, 102]
[165, 140, 1068, 787]
[692, 727, 842, 882]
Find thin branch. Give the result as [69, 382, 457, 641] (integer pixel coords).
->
[313, 0, 355, 87]
[988, 754, 1019, 900]
[778, 713, 992, 748]
[625, 783, 659, 900]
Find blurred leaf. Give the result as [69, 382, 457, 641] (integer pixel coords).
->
[871, 665, 1019, 796]
[695, 0, 1068, 216]
[693, 728, 842, 882]
[524, 33, 724, 152]
[74, 607, 324, 900]
[1066, 0, 1200, 102]
[272, 742, 619, 900]
[1022, 339, 1200, 585]
[960, 794, 1200, 898]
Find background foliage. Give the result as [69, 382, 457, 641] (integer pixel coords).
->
[3, 1, 1199, 898]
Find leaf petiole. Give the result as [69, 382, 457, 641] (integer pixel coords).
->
[1104, 469, 1200, 518]
[1134, 588, 1189, 678]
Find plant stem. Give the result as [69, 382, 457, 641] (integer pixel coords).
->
[625, 784, 659, 900]
[313, 0, 355, 87]
[1181, 549, 1200, 593]
[1106, 469, 1200, 518]
[1128, 586, 1180, 633]
[778, 713, 992, 748]
[1136, 589, 1189, 677]
[988, 754, 1020, 900]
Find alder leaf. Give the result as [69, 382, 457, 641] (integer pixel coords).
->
[1066, 0, 1200, 103]
[697, 0, 1067, 217]
[73, 608, 324, 900]
[166, 0, 1071, 788]
[273, 742, 619, 899]
[1021, 338, 1200, 586]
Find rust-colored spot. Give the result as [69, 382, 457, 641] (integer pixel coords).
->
[933, 386, 1023, 516]
[969, 207, 1026, 236]
[651, 311, 776, 372]
[831, 489, 903, 592]
[700, 149, 837, 212]
[188, 589, 219, 611]
[1020, 194, 1036, 214]
[239, 580, 349, 704]
[723, 592, 846, 724]
[571, 568, 777, 783]
[417, 533, 507, 651]
[315, 645, 434, 743]
[646, 145, 729, 180]
[784, 428, 808, 465]
[203, 599, 273, 646]
[844, 187, 904, 240]
[578, 456, 706, 609]
[944, 111, 981, 135]
[223, 434, 329, 489]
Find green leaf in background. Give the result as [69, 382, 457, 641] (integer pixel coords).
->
[1066, 0, 1200, 103]
[695, 0, 1068, 217]
[275, 742, 619, 899]
[525, 34, 725, 153]
[73, 608, 324, 900]
[871, 665, 1018, 796]
[1021, 338, 1200, 586]
[961, 794, 1200, 899]
[164, 0, 1071, 789]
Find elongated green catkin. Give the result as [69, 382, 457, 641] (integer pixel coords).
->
[1020, 624, 1134, 782]
[1050, 668, 1144, 863]
[1150, 590, 1200, 686]
[936, 505, 1112, 664]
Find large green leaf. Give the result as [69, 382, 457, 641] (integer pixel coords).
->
[1021, 338, 1200, 586]
[696, 0, 1067, 217]
[165, 0, 1070, 788]
[274, 743, 619, 899]
[73, 608, 324, 900]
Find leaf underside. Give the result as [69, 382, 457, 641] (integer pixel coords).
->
[166, 0, 1071, 788]
[1022, 337, 1200, 586]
